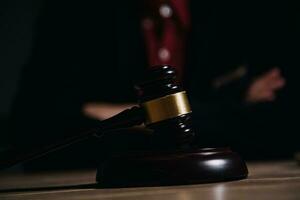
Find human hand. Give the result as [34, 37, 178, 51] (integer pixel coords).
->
[245, 67, 286, 103]
[83, 103, 135, 120]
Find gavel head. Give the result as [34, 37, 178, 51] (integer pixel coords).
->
[135, 65, 195, 150]
[97, 65, 248, 187]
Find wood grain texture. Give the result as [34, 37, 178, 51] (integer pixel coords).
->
[0, 161, 300, 200]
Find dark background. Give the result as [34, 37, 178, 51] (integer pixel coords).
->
[0, 0, 42, 150]
[0, 0, 299, 166]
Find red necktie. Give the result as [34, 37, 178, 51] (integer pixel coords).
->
[141, 0, 190, 82]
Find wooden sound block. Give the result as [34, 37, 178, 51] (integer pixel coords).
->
[96, 147, 248, 187]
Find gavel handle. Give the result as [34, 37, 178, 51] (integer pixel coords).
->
[0, 106, 144, 170]
[0, 128, 100, 170]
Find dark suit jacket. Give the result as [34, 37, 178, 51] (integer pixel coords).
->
[10, 1, 299, 167]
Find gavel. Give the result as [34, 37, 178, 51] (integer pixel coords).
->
[0, 65, 248, 187]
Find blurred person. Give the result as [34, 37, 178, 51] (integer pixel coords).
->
[7, 0, 299, 169]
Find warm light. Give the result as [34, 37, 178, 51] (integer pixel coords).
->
[214, 184, 226, 200]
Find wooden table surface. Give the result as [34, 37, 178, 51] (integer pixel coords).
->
[0, 161, 300, 200]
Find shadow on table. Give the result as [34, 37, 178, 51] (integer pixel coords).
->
[0, 183, 99, 194]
